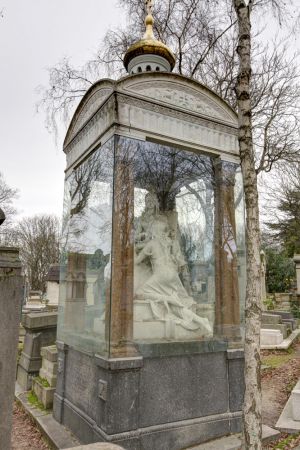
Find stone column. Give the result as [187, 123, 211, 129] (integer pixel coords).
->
[214, 160, 241, 340]
[108, 141, 137, 358]
[0, 247, 23, 450]
[293, 255, 300, 294]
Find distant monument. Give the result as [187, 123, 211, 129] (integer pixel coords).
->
[293, 254, 300, 294]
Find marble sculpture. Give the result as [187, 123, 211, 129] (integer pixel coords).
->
[134, 193, 212, 336]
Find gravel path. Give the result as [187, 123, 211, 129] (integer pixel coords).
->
[12, 402, 49, 450]
[262, 339, 300, 449]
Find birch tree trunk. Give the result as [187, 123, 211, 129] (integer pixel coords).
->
[232, 1, 262, 448]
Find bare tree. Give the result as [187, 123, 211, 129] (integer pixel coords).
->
[252, 43, 300, 174]
[0, 172, 18, 245]
[37, 0, 300, 177]
[232, 0, 295, 448]
[15, 215, 60, 292]
[232, 2, 262, 447]
[264, 163, 300, 257]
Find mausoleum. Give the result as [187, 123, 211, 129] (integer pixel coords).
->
[54, 2, 246, 449]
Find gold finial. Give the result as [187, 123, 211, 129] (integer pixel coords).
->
[144, 0, 155, 39]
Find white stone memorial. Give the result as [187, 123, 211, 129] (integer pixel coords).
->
[260, 329, 283, 346]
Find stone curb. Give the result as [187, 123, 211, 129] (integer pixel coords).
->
[14, 384, 279, 450]
[15, 383, 80, 449]
[261, 328, 300, 350]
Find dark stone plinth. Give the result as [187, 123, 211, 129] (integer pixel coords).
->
[282, 319, 297, 330]
[17, 312, 57, 390]
[53, 343, 244, 449]
[0, 247, 23, 450]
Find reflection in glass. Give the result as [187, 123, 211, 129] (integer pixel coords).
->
[111, 137, 217, 346]
[58, 135, 246, 357]
[57, 140, 114, 355]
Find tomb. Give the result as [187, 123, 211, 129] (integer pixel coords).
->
[53, 3, 246, 449]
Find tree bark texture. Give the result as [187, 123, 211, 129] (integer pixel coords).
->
[232, 1, 262, 449]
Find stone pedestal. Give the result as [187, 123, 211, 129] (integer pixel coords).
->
[294, 255, 300, 294]
[40, 345, 58, 387]
[33, 378, 55, 409]
[0, 247, 23, 450]
[261, 313, 291, 339]
[33, 344, 58, 409]
[17, 312, 57, 390]
[53, 343, 244, 449]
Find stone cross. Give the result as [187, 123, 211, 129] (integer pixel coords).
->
[145, 0, 153, 15]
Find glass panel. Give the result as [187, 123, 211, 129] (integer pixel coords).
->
[235, 166, 246, 328]
[111, 138, 244, 356]
[57, 139, 114, 355]
[214, 161, 246, 345]
[58, 135, 246, 358]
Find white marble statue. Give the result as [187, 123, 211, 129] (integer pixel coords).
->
[134, 214, 212, 335]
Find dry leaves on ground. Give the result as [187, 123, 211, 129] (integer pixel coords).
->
[11, 402, 49, 450]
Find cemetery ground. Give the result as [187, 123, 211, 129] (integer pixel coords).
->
[9, 337, 300, 450]
[12, 402, 49, 449]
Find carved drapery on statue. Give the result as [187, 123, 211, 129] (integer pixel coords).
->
[134, 206, 212, 339]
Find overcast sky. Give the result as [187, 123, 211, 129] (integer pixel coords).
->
[0, 1, 123, 220]
[0, 2, 298, 222]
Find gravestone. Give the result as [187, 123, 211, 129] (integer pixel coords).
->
[260, 329, 283, 346]
[0, 246, 23, 450]
[294, 255, 300, 294]
[17, 311, 57, 390]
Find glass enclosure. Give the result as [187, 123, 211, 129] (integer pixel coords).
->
[57, 136, 246, 357]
